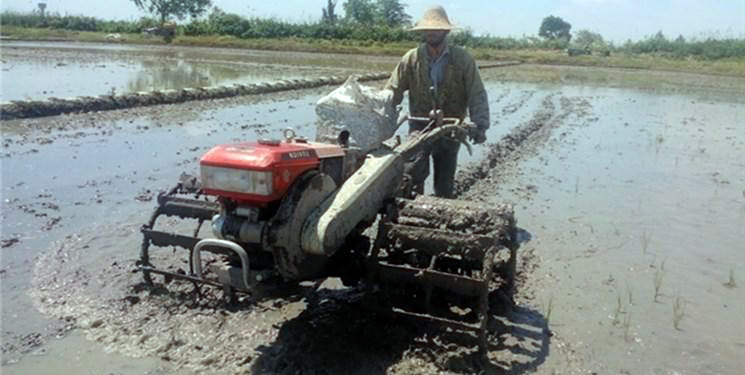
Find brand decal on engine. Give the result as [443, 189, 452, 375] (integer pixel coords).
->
[282, 150, 315, 160]
[225, 146, 256, 154]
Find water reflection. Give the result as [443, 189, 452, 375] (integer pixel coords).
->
[125, 57, 361, 93]
[1, 42, 368, 100]
[127, 60, 214, 92]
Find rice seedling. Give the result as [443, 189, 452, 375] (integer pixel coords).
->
[640, 231, 650, 254]
[673, 296, 685, 330]
[613, 291, 624, 326]
[654, 264, 665, 302]
[626, 284, 633, 305]
[654, 134, 665, 156]
[723, 268, 737, 288]
[623, 310, 633, 342]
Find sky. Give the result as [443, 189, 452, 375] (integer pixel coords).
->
[2, 0, 744, 42]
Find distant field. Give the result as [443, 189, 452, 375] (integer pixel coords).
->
[2, 26, 744, 77]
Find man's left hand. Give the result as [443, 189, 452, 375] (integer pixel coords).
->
[469, 128, 487, 144]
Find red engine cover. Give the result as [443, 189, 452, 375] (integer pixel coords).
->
[200, 140, 324, 204]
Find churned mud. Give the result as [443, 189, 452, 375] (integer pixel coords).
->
[26, 219, 544, 375]
[2, 48, 744, 374]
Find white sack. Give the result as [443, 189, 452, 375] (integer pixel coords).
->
[315, 76, 398, 151]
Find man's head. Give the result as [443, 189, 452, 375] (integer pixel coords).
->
[410, 5, 456, 47]
[423, 30, 449, 48]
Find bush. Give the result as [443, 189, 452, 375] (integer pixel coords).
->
[0, 10, 45, 27]
[212, 13, 251, 37]
[617, 33, 745, 60]
[182, 19, 212, 35]
[47, 15, 98, 31]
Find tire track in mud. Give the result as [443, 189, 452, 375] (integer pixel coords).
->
[30, 230, 294, 374]
[29, 225, 554, 375]
[30, 228, 451, 374]
[501, 90, 535, 116]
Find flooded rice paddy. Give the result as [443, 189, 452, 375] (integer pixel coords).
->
[0, 41, 394, 101]
[1, 42, 744, 374]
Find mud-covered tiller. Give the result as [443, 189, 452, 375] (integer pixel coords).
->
[138, 112, 518, 351]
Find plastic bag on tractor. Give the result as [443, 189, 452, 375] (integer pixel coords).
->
[315, 75, 399, 152]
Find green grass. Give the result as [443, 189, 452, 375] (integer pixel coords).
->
[0, 25, 157, 44]
[173, 34, 414, 56]
[673, 296, 685, 330]
[723, 268, 737, 288]
[3, 26, 745, 77]
[654, 261, 665, 302]
[623, 310, 632, 342]
[471, 47, 745, 77]
[544, 295, 554, 327]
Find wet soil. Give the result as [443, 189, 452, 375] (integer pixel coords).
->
[2, 48, 744, 374]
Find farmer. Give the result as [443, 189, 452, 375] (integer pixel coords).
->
[385, 5, 489, 198]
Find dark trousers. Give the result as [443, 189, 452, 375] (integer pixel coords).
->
[404, 123, 460, 198]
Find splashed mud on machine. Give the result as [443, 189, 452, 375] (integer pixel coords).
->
[138, 112, 518, 351]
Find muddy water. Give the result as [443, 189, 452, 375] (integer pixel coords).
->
[1, 41, 392, 101]
[1, 88, 330, 373]
[461, 67, 745, 374]
[1, 53, 744, 374]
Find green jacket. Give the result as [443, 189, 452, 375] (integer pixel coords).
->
[385, 43, 489, 130]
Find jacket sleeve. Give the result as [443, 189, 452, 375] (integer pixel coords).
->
[464, 56, 489, 130]
[384, 54, 411, 108]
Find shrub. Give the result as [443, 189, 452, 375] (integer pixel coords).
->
[2, 10, 743, 60]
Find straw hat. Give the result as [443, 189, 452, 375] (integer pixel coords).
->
[409, 6, 457, 31]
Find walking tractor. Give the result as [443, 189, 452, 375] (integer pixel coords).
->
[138, 110, 518, 351]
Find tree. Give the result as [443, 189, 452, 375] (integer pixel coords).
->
[573, 29, 605, 48]
[322, 0, 338, 24]
[208, 7, 251, 37]
[375, 0, 410, 27]
[538, 15, 571, 41]
[343, 0, 375, 24]
[131, 0, 212, 25]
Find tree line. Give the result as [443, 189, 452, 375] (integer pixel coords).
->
[127, 0, 413, 28]
[1, 1, 743, 60]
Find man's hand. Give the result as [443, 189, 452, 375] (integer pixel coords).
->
[469, 127, 487, 145]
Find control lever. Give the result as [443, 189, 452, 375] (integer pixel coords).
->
[428, 86, 444, 127]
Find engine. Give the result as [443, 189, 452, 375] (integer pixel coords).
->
[199, 138, 346, 245]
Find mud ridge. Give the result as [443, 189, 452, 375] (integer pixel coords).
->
[1, 61, 521, 121]
[0, 73, 390, 121]
[454, 94, 557, 197]
[455, 93, 591, 199]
